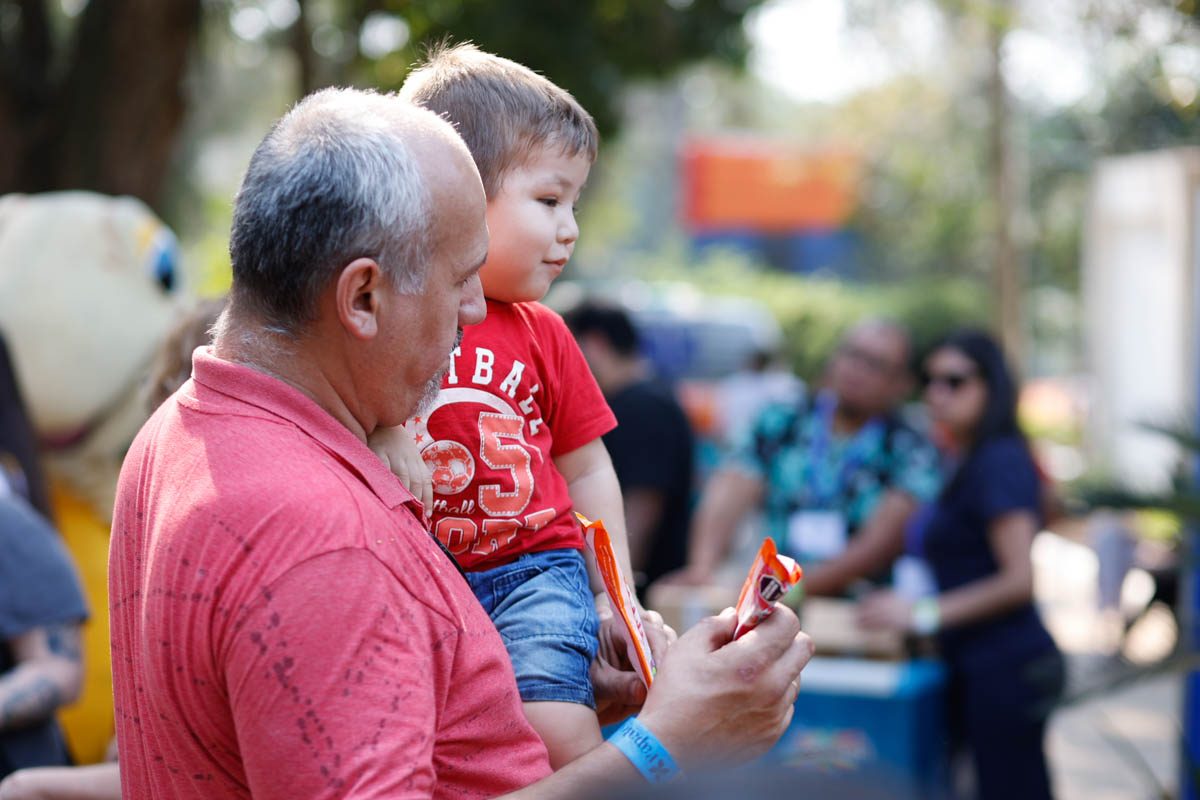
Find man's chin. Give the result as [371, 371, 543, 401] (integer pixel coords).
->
[414, 370, 446, 417]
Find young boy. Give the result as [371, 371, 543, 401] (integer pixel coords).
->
[377, 43, 670, 769]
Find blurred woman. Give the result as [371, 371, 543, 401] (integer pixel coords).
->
[858, 329, 1063, 800]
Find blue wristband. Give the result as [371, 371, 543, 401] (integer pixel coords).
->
[609, 717, 681, 784]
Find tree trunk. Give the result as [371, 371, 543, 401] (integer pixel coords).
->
[0, 0, 202, 211]
[987, 0, 1024, 369]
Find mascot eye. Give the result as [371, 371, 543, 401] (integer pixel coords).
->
[145, 227, 180, 294]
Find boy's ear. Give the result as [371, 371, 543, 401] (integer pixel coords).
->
[335, 257, 385, 340]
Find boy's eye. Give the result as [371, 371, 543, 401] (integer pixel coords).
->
[539, 197, 558, 208]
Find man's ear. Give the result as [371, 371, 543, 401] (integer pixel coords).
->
[335, 257, 386, 340]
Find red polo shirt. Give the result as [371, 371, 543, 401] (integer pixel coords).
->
[109, 349, 551, 799]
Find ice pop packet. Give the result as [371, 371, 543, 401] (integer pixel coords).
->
[576, 513, 656, 688]
[733, 537, 804, 640]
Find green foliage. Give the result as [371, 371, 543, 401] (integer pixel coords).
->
[595, 240, 989, 381]
[832, 78, 995, 282]
[371, 0, 767, 137]
[1079, 423, 1200, 538]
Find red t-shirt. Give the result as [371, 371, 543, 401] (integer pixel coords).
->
[108, 349, 551, 799]
[412, 301, 616, 571]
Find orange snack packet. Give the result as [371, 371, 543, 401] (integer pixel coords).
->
[576, 513, 656, 688]
[733, 538, 803, 640]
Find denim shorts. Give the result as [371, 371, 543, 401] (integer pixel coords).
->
[465, 548, 599, 708]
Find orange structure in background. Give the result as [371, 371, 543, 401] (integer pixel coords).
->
[680, 137, 861, 233]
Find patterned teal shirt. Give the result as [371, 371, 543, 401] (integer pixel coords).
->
[728, 393, 942, 555]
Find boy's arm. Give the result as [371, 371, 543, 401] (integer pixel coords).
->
[554, 438, 675, 660]
[553, 438, 635, 593]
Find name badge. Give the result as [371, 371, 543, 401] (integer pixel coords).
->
[786, 510, 848, 561]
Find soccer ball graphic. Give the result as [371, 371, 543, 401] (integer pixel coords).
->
[422, 439, 475, 495]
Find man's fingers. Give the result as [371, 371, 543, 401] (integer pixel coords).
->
[591, 656, 646, 706]
[681, 607, 737, 654]
[724, 603, 801, 661]
[757, 630, 814, 706]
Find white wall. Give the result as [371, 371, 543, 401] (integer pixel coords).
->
[1082, 148, 1200, 492]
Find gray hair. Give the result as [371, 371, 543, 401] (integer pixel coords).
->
[228, 87, 433, 335]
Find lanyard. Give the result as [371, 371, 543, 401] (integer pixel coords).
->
[803, 391, 884, 509]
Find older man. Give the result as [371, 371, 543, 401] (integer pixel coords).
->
[669, 319, 941, 597]
[107, 89, 812, 799]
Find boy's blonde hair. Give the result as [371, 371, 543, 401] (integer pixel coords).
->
[400, 42, 598, 198]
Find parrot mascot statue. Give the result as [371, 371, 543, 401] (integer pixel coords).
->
[0, 191, 187, 764]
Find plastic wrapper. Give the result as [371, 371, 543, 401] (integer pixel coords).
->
[733, 537, 804, 640]
[576, 513, 656, 688]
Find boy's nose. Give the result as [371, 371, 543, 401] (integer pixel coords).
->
[558, 213, 579, 245]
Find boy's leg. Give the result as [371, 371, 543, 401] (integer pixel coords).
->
[485, 549, 602, 769]
[523, 701, 604, 769]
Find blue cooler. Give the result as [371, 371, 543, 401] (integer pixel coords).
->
[763, 657, 948, 796]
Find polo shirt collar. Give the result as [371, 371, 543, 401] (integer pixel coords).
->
[187, 347, 419, 513]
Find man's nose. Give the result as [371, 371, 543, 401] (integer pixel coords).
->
[459, 274, 486, 326]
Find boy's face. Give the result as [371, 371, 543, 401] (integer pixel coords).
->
[479, 145, 591, 303]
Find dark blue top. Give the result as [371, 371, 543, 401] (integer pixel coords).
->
[0, 493, 89, 776]
[921, 436, 1057, 669]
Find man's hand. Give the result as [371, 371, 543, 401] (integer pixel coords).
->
[368, 423, 433, 519]
[592, 597, 677, 726]
[635, 605, 814, 768]
[590, 647, 647, 727]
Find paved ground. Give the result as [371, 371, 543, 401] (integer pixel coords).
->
[1034, 531, 1183, 799]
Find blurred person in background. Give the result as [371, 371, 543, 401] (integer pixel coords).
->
[0, 334, 51, 520]
[714, 346, 803, 450]
[0, 494, 87, 783]
[858, 329, 1064, 800]
[0, 329, 88, 786]
[663, 319, 940, 597]
[565, 300, 695, 596]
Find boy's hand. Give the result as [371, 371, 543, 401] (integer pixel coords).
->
[368, 423, 433, 520]
[594, 594, 677, 681]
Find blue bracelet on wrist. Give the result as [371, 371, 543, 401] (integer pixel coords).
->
[609, 717, 681, 784]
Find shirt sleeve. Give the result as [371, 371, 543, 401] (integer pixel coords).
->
[723, 402, 796, 480]
[885, 426, 943, 504]
[538, 306, 616, 456]
[976, 438, 1042, 522]
[0, 495, 88, 641]
[224, 549, 452, 799]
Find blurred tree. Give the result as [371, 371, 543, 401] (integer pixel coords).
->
[839, 0, 1200, 370]
[0, 0, 765, 211]
[0, 0, 202, 207]
[367, 0, 766, 138]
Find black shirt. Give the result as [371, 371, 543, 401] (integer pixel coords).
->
[602, 378, 695, 593]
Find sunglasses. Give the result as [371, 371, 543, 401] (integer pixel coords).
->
[923, 371, 977, 392]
